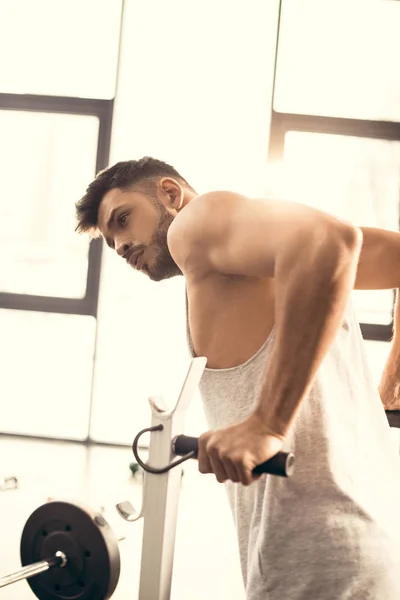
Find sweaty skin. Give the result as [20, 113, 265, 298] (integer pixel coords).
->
[98, 179, 400, 486]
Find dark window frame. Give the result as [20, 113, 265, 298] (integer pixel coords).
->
[0, 92, 113, 317]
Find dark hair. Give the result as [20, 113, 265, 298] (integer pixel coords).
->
[75, 156, 192, 235]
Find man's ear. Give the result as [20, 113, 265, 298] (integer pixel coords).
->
[159, 177, 183, 209]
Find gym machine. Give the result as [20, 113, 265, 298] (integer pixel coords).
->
[0, 358, 294, 599]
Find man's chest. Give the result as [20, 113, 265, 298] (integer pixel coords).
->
[186, 273, 275, 369]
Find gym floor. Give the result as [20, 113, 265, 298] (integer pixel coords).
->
[0, 435, 244, 600]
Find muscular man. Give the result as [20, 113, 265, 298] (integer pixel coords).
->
[76, 157, 400, 599]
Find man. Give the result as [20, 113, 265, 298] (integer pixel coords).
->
[76, 157, 400, 599]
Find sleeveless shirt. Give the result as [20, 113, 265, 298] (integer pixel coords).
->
[186, 299, 400, 599]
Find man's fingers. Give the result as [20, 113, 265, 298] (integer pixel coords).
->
[198, 434, 262, 485]
[209, 453, 229, 483]
[198, 434, 213, 474]
[222, 460, 241, 483]
[209, 446, 241, 483]
[235, 456, 262, 486]
[238, 468, 261, 486]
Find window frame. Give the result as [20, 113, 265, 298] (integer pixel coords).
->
[0, 92, 113, 317]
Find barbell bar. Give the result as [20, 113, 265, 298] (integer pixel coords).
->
[0, 551, 67, 589]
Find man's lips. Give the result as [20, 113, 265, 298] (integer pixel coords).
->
[127, 249, 144, 269]
[136, 253, 144, 271]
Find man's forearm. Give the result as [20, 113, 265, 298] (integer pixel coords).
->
[379, 290, 400, 409]
[255, 228, 362, 438]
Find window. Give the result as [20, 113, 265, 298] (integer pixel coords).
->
[273, 132, 400, 326]
[0, 0, 123, 99]
[0, 110, 98, 298]
[274, 1, 400, 122]
[0, 310, 95, 439]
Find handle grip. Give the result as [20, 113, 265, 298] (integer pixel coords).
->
[173, 435, 295, 478]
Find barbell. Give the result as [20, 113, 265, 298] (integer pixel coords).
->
[0, 432, 294, 599]
[0, 500, 121, 599]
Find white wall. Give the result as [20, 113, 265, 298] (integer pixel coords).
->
[275, 0, 400, 121]
[0, 0, 122, 98]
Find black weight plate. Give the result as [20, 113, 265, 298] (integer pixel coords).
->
[20, 501, 120, 600]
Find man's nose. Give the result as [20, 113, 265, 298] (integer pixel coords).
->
[116, 242, 131, 258]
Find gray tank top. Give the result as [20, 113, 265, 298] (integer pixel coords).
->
[186, 298, 400, 599]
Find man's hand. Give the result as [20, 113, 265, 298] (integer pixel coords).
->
[197, 414, 284, 486]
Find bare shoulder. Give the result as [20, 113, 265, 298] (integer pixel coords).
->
[167, 190, 255, 273]
[170, 190, 253, 232]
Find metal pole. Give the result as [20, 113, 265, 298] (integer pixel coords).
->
[138, 357, 207, 600]
[0, 552, 66, 589]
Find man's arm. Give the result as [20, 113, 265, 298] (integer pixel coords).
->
[170, 191, 362, 438]
[355, 227, 400, 290]
[352, 227, 400, 409]
[379, 292, 400, 410]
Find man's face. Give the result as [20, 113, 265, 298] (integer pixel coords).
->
[98, 187, 182, 281]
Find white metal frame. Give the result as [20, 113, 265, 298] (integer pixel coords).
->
[116, 356, 207, 600]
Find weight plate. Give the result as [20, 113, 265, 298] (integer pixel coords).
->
[20, 501, 120, 600]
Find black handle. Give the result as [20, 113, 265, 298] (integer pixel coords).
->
[173, 435, 295, 478]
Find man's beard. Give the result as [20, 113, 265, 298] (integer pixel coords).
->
[146, 208, 183, 281]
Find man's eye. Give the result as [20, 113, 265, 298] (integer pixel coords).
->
[118, 214, 128, 227]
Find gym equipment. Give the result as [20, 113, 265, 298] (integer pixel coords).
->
[386, 410, 400, 428]
[173, 433, 293, 476]
[0, 358, 294, 600]
[116, 357, 294, 600]
[0, 500, 121, 599]
[132, 428, 293, 477]
[0, 552, 66, 589]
